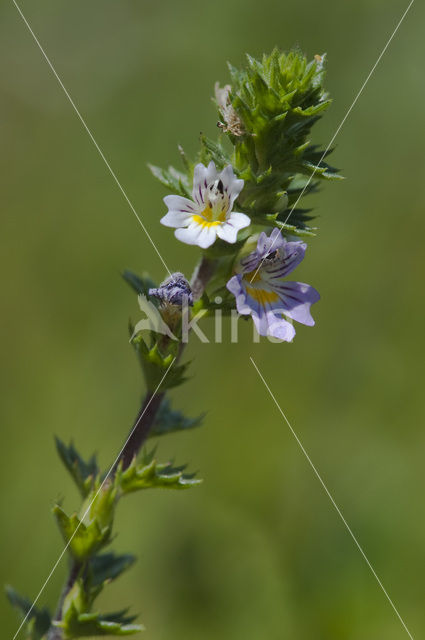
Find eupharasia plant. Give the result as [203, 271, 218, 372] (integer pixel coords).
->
[7, 48, 341, 638]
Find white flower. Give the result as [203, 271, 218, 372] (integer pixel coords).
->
[160, 161, 250, 249]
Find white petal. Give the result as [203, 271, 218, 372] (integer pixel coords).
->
[174, 221, 217, 248]
[216, 213, 249, 244]
[192, 162, 218, 205]
[216, 223, 238, 244]
[206, 160, 218, 182]
[228, 211, 250, 230]
[219, 165, 244, 208]
[266, 312, 296, 342]
[160, 211, 192, 228]
[175, 224, 203, 246]
[163, 194, 197, 213]
[196, 224, 218, 249]
[192, 164, 207, 205]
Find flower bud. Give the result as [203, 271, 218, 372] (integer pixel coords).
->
[149, 272, 193, 308]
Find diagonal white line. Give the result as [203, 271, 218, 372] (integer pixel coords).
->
[250, 0, 415, 283]
[11, 358, 175, 640]
[250, 356, 414, 640]
[12, 0, 172, 278]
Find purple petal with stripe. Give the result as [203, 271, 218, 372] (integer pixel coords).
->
[274, 281, 320, 326]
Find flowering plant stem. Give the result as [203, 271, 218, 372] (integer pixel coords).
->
[45, 255, 213, 639]
[47, 564, 81, 640]
[115, 255, 215, 472]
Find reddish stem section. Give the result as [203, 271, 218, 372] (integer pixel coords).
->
[117, 391, 165, 471]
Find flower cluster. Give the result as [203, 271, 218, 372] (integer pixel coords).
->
[161, 161, 320, 342]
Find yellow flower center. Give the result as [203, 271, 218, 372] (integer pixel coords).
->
[243, 269, 262, 283]
[192, 204, 227, 228]
[192, 214, 220, 228]
[245, 286, 279, 305]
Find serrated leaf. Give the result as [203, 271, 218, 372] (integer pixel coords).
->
[89, 553, 136, 587]
[148, 163, 190, 198]
[5, 585, 51, 640]
[149, 397, 204, 438]
[58, 602, 144, 637]
[99, 609, 138, 625]
[55, 438, 98, 498]
[77, 613, 143, 636]
[199, 134, 231, 169]
[119, 455, 202, 494]
[132, 337, 189, 392]
[205, 49, 341, 228]
[275, 222, 316, 237]
[298, 159, 344, 180]
[53, 505, 111, 561]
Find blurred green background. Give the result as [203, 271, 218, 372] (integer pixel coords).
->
[1, 0, 425, 638]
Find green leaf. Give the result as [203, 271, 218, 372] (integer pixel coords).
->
[55, 438, 98, 498]
[149, 397, 204, 438]
[203, 49, 341, 232]
[98, 609, 138, 625]
[199, 134, 231, 169]
[89, 553, 136, 587]
[58, 602, 143, 637]
[119, 453, 202, 494]
[5, 585, 51, 640]
[131, 337, 190, 392]
[148, 163, 191, 198]
[122, 270, 159, 306]
[298, 159, 344, 180]
[77, 615, 143, 636]
[247, 212, 317, 237]
[269, 218, 317, 237]
[147, 50, 340, 239]
[53, 505, 111, 561]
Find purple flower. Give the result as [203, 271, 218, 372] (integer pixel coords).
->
[160, 161, 250, 249]
[226, 228, 320, 342]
